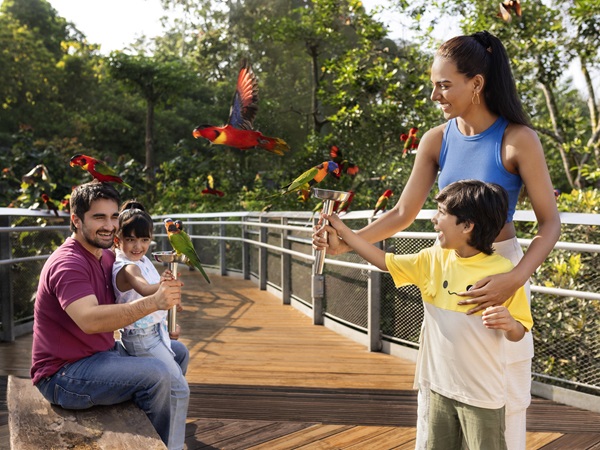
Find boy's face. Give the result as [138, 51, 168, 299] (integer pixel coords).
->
[432, 203, 471, 251]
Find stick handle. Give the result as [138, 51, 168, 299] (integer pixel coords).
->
[167, 262, 178, 333]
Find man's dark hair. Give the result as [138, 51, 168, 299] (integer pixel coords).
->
[70, 181, 121, 232]
[434, 180, 508, 255]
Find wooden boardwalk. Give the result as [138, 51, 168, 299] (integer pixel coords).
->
[2, 271, 600, 449]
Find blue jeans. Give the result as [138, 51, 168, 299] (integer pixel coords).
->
[122, 324, 190, 450]
[36, 340, 190, 450]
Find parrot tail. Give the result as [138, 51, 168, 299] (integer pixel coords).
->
[258, 137, 290, 156]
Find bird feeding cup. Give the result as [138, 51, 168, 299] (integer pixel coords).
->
[311, 188, 351, 275]
[152, 251, 181, 333]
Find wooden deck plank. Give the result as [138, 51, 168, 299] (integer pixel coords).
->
[1, 272, 599, 449]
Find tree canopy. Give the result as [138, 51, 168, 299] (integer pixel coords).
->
[1, 0, 599, 214]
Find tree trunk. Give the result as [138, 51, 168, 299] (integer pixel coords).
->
[145, 98, 155, 181]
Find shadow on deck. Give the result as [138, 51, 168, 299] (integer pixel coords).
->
[1, 272, 599, 449]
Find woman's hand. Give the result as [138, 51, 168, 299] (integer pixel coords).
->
[457, 271, 523, 314]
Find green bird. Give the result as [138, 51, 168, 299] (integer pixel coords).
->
[280, 160, 339, 196]
[164, 218, 211, 284]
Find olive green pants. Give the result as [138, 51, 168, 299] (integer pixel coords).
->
[427, 390, 507, 450]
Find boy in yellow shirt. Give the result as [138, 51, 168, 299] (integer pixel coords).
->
[323, 179, 533, 450]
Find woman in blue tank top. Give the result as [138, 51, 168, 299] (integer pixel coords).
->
[314, 31, 561, 450]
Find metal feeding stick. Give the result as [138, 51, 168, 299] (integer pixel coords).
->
[311, 188, 351, 275]
[152, 251, 180, 333]
[310, 188, 351, 325]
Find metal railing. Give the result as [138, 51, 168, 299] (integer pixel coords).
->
[1, 207, 599, 408]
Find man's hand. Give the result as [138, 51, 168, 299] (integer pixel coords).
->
[155, 279, 183, 311]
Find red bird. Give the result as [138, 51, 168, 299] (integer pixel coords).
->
[400, 127, 419, 157]
[329, 145, 359, 178]
[193, 60, 290, 156]
[41, 193, 59, 216]
[70, 154, 131, 188]
[372, 189, 393, 217]
[201, 174, 225, 197]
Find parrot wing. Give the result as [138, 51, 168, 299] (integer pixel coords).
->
[227, 59, 259, 131]
[282, 166, 320, 194]
[169, 231, 211, 284]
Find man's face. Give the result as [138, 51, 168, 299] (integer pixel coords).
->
[73, 199, 119, 250]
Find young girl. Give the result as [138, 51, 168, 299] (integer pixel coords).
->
[112, 200, 189, 450]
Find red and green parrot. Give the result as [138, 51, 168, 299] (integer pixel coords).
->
[400, 127, 419, 158]
[337, 190, 355, 215]
[372, 189, 393, 217]
[41, 193, 59, 217]
[279, 161, 339, 196]
[201, 174, 225, 197]
[192, 60, 290, 156]
[70, 154, 131, 188]
[164, 218, 211, 284]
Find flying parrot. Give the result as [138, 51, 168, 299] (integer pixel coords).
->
[279, 161, 339, 196]
[41, 193, 59, 217]
[498, 0, 521, 22]
[329, 145, 360, 178]
[22, 164, 50, 185]
[70, 154, 132, 188]
[164, 218, 211, 284]
[192, 59, 290, 156]
[400, 127, 419, 158]
[201, 174, 225, 197]
[372, 189, 393, 217]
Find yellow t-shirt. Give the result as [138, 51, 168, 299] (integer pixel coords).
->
[385, 246, 533, 409]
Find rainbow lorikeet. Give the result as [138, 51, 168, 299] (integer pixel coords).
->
[498, 0, 521, 22]
[164, 218, 210, 284]
[372, 189, 393, 217]
[329, 145, 359, 178]
[70, 154, 131, 188]
[337, 190, 355, 215]
[193, 60, 290, 156]
[279, 161, 339, 196]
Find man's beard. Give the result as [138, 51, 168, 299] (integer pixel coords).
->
[82, 227, 115, 249]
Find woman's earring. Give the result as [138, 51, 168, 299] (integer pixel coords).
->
[472, 92, 481, 105]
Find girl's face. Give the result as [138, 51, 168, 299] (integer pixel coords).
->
[116, 231, 152, 261]
[429, 57, 479, 121]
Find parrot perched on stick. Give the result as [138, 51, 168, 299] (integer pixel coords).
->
[164, 218, 211, 284]
[279, 161, 339, 196]
[70, 154, 131, 188]
[337, 190, 355, 215]
[193, 59, 290, 156]
[372, 189, 393, 217]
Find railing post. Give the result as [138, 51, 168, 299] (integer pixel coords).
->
[368, 240, 383, 351]
[259, 216, 267, 290]
[281, 217, 291, 305]
[242, 216, 250, 280]
[0, 216, 14, 342]
[219, 220, 227, 276]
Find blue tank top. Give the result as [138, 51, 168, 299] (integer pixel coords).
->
[438, 117, 522, 222]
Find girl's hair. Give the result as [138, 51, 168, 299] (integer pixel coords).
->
[435, 180, 508, 255]
[436, 30, 531, 127]
[118, 200, 153, 239]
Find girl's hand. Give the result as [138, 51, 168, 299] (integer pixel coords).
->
[457, 271, 522, 314]
[312, 214, 349, 255]
[160, 269, 174, 283]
